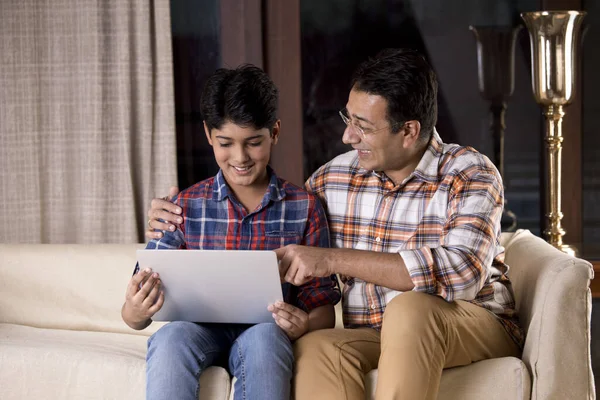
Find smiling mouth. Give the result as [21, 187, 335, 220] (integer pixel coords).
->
[232, 165, 253, 171]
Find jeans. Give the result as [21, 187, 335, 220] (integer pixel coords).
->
[146, 321, 293, 400]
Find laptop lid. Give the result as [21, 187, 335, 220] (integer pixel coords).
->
[136, 249, 283, 324]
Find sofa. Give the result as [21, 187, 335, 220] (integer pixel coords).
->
[0, 229, 595, 400]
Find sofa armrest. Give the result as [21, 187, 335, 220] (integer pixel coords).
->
[504, 230, 595, 400]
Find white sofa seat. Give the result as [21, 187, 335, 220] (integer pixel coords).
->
[365, 357, 531, 400]
[0, 323, 232, 400]
[0, 229, 594, 399]
[0, 323, 147, 399]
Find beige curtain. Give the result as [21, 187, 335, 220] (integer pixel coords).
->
[0, 0, 177, 243]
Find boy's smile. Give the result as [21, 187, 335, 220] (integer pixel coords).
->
[231, 164, 254, 175]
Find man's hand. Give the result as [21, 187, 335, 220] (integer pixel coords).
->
[122, 268, 164, 330]
[268, 301, 309, 341]
[146, 186, 182, 240]
[274, 245, 332, 286]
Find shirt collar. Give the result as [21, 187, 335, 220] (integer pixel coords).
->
[212, 166, 286, 203]
[411, 128, 443, 183]
[355, 128, 443, 184]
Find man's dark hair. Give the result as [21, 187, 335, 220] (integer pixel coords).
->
[201, 64, 278, 133]
[351, 48, 438, 143]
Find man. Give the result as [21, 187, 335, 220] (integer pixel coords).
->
[147, 49, 522, 400]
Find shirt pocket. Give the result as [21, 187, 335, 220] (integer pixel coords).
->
[264, 230, 302, 248]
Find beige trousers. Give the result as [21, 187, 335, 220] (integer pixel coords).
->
[293, 292, 520, 400]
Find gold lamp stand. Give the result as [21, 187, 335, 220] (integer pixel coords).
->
[521, 10, 586, 256]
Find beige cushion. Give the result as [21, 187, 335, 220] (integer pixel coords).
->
[0, 243, 165, 336]
[0, 323, 148, 400]
[364, 357, 530, 400]
[199, 367, 231, 400]
[0, 323, 231, 400]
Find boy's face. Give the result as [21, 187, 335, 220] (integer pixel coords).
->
[205, 120, 280, 190]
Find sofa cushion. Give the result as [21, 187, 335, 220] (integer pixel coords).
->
[228, 358, 531, 400]
[0, 243, 166, 336]
[0, 323, 148, 400]
[365, 357, 531, 400]
[0, 323, 231, 400]
[198, 367, 231, 400]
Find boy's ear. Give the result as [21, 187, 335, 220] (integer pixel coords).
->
[203, 121, 213, 145]
[271, 120, 281, 145]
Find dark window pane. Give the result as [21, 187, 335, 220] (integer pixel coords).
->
[171, 0, 221, 189]
[583, 0, 600, 244]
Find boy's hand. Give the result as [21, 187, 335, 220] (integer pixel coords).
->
[123, 268, 164, 326]
[268, 301, 309, 341]
[146, 186, 182, 240]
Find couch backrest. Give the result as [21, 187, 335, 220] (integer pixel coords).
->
[0, 243, 164, 336]
[502, 229, 593, 338]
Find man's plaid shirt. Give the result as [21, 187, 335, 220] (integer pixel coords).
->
[140, 169, 341, 312]
[306, 130, 523, 346]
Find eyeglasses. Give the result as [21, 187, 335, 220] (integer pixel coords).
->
[338, 109, 400, 139]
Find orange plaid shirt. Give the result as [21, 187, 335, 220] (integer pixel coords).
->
[306, 131, 523, 346]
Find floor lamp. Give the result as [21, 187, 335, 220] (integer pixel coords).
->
[470, 25, 521, 231]
[521, 11, 586, 256]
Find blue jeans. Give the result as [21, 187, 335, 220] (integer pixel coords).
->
[146, 321, 293, 400]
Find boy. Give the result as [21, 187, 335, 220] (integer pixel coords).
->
[121, 65, 340, 400]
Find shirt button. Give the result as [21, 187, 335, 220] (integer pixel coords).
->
[370, 304, 377, 310]
[375, 237, 381, 242]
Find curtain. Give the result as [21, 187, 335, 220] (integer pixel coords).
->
[0, 0, 177, 243]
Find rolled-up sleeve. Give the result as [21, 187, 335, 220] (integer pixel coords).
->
[399, 171, 502, 302]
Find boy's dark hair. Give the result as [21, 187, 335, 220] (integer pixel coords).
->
[351, 48, 438, 143]
[201, 64, 279, 133]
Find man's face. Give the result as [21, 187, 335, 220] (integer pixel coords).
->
[205, 121, 279, 190]
[342, 89, 411, 178]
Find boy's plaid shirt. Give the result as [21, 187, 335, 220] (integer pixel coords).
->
[306, 130, 523, 346]
[141, 169, 341, 312]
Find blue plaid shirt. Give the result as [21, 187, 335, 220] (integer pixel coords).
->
[138, 168, 341, 311]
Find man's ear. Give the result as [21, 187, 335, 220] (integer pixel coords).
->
[402, 120, 421, 149]
[204, 121, 213, 145]
[271, 120, 281, 145]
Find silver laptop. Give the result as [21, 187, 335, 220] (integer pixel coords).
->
[136, 249, 283, 324]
